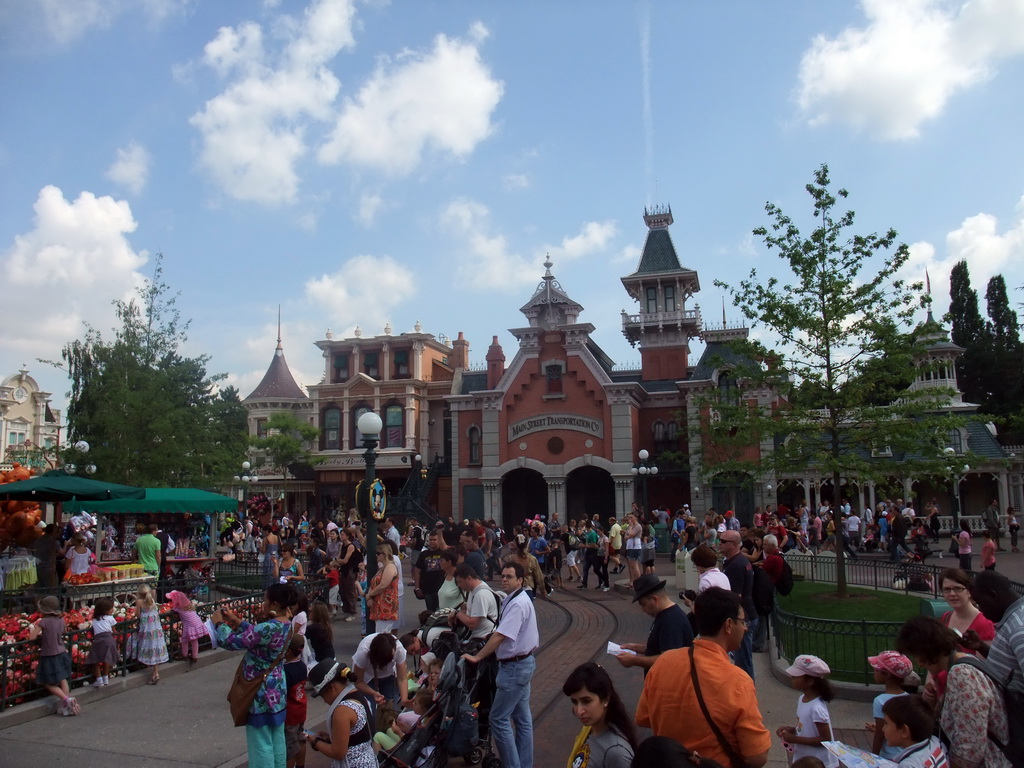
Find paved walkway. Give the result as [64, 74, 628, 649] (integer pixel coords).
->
[1, 548, 1020, 768]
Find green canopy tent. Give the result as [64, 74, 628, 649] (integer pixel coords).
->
[63, 487, 238, 516]
[64, 488, 239, 561]
[0, 469, 145, 502]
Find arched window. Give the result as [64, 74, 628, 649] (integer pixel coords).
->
[718, 371, 739, 406]
[383, 403, 404, 449]
[322, 407, 341, 450]
[352, 405, 372, 447]
[652, 421, 666, 443]
[646, 286, 658, 314]
[468, 426, 481, 465]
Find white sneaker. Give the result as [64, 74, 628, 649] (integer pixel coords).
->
[602, 587, 610, 592]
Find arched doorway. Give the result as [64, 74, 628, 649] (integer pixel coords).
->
[501, 468, 547, 533]
[565, 466, 615, 523]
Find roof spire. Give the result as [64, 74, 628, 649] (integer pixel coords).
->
[925, 268, 935, 323]
[276, 305, 283, 352]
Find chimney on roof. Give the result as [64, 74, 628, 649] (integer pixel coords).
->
[486, 335, 505, 389]
[450, 331, 470, 369]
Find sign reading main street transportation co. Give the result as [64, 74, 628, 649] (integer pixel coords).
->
[508, 413, 604, 441]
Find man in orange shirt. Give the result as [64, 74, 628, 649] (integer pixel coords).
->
[635, 587, 771, 767]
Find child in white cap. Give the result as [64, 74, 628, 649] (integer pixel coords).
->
[777, 654, 838, 768]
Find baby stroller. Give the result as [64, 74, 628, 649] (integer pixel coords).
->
[379, 634, 499, 768]
[893, 551, 935, 593]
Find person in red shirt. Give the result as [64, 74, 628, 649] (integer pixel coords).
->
[283, 634, 308, 768]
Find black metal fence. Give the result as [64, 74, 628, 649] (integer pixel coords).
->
[0, 578, 327, 712]
[772, 554, 1024, 684]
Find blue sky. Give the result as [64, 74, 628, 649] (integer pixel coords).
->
[3, 0, 1024, 410]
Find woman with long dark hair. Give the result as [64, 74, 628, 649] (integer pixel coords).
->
[562, 662, 636, 768]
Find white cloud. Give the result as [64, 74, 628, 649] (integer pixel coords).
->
[357, 193, 383, 226]
[901, 194, 1024, 316]
[441, 198, 617, 290]
[797, 0, 1024, 140]
[37, 0, 189, 44]
[614, 243, 642, 265]
[318, 27, 504, 173]
[0, 186, 148, 373]
[190, 0, 356, 204]
[502, 174, 530, 190]
[105, 142, 151, 195]
[304, 254, 417, 331]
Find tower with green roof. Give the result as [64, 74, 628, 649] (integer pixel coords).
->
[620, 205, 702, 380]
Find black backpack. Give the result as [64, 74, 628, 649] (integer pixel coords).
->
[947, 656, 1024, 767]
[776, 558, 795, 597]
[752, 567, 775, 616]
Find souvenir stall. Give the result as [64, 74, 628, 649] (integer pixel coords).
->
[63, 488, 238, 598]
[0, 469, 147, 605]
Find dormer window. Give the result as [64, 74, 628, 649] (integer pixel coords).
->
[947, 429, 963, 454]
[718, 371, 739, 406]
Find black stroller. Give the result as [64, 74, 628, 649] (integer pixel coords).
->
[379, 633, 500, 768]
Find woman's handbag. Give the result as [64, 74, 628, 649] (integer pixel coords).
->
[226, 629, 292, 727]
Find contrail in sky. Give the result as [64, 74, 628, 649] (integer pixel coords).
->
[640, 2, 653, 207]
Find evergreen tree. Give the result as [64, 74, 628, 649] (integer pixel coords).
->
[249, 412, 320, 475]
[984, 274, 1024, 431]
[48, 256, 248, 487]
[946, 261, 992, 405]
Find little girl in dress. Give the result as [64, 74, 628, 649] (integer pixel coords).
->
[134, 584, 169, 684]
[166, 590, 208, 664]
[84, 596, 119, 686]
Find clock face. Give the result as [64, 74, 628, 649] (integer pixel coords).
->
[13, 387, 27, 403]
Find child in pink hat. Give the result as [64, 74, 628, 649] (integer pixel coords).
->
[866, 650, 920, 759]
[777, 655, 838, 767]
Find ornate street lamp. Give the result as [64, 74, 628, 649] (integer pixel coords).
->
[943, 447, 969, 526]
[631, 449, 659, 513]
[357, 411, 383, 632]
[233, 460, 259, 512]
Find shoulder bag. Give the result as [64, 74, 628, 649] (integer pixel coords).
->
[226, 627, 293, 727]
[689, 645, 749, 768]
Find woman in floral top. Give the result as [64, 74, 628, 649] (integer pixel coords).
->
[213, 583, 299, 768]
[896, 616, 1011, 768]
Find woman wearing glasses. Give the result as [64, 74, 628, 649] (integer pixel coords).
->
[937, 568, 994, 653]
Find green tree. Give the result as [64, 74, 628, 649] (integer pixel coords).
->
[713, 165, 958, 597]
[47, 256, 248, 487]
[249, 412, 320, 475]
[946, 261, 992, 405]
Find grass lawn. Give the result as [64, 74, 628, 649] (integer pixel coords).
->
[772, 582, 935, 684]
[776, 581, 927, 621]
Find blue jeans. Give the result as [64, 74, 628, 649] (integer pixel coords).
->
[732, 616, 757, 681]
[490, 655, 535, 768]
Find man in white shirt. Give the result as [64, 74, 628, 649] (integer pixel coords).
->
[463, 562, 539, 768]
[449, 564, 498, 639]
[845, 512, 862, 550]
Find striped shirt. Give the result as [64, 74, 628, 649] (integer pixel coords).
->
[986, 596, 1024, 684]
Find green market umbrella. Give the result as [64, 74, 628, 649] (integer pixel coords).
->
[63, 487, 238, 515]
[0, 469, 146, 502]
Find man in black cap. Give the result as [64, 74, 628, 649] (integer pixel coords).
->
[614, 573, 693, 672]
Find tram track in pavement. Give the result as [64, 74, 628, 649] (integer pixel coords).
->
[529, 585, 625, 728]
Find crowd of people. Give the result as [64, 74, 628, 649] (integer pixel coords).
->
[23, 501, 1024, 768]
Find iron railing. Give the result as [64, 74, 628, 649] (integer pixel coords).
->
[772, 554, 1024, 684]
[0, 579, 327, 711]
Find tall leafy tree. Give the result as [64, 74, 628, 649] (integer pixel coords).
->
[712, 165, 958, 597]
[983, 275, 1024, 439]
[47, 256, 248, 487]
[249, 412, 320, 475]
[946, 261, 993, 406]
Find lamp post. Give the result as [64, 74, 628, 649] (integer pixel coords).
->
[630, 449, 659, 514]
[943, 447, 969, 527]
[64, 439, 97, 476]
[232, 461, 259, 515]
[358, 411, 383, 633]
